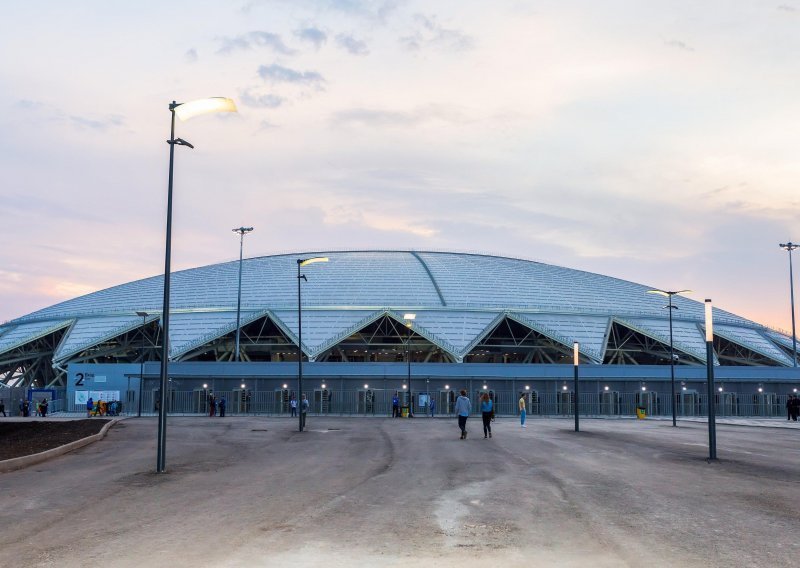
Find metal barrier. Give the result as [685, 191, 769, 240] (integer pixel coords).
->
[40, 388, 799, 418]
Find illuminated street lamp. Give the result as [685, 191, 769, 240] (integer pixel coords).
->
[647, 289, 691, 427]
[573, 342, 580, 432]
[779, 242, 798, 367]
[297, 256, 328, 432]
[233, 227, 254, 362]
[705, 299, 717, 460]
[403, 313, 416, 417]
[157, 97, 237, 473]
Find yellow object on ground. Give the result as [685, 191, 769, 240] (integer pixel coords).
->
[636, 407, 646, 419]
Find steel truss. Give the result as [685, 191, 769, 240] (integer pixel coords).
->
[464, 317, 575, 364]
[315, 315, 454, 363]
[603, 322, 704, 365]
[0, 328, 69, 389]
[64, 321, 162, 366]
[179, 316, 295, 362]
[713, 336, 783, 366]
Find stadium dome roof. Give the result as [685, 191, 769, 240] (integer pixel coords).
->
[0, 251, 795, 370]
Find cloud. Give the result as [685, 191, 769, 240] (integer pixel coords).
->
[15, 99, 43, 110]
[240, 89, 286, 108]
[777, 4, 797, 12]
[69, 115, 125, 130]
[663, 38, 695, 52]
[184, 48, 198, 63]
[400, 14, 474, 52]
[218, 31, 296, 55]
[336, 33, 369, 55]
[258, 63, 325, 87]
[294, 27, 327, 49]
[332, 104, 466, 127]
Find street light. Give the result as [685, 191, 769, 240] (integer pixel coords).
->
[573, 342, 580, 432]
[403, 313, 416, 417]
[233, 227, 254, 362]
[297, 256, 328, 432]
[135, 311, 148, 418]
[705, 299, 717, 460]
[779, 242, 798, 367]
[157, 97, 237, 473]
[647, 289, 691, 427]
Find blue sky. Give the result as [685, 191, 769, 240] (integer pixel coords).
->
[1, 0, 799, 332]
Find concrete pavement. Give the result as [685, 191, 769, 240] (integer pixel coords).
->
[0, 416, 797, 567]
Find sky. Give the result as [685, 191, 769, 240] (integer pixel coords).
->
[1, 0, 799, 332]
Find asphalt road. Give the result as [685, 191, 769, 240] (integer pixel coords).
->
[1, 416, 798, 567]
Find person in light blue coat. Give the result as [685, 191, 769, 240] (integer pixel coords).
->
[454, 389, 471, 439]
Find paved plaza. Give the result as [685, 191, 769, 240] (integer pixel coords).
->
[1, 416, 798, 567]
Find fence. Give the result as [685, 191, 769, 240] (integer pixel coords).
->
[46, 388, 797, 418]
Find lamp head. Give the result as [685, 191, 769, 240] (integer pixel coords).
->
[233, 227, 254, 235]
[173, 97, 237, 121]
[299, 257, 329, 267]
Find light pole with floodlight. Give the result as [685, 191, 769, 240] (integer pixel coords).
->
[705, 299, 717, 460]
[232, 226, 254, 362]
[403, 313, 416, 417]
[157, 97, 237, 473]
[647, 289, 691, 427]
[297, 256, 328, 432]
[573, 342, 580, 432]
[779, 242, 798, 367]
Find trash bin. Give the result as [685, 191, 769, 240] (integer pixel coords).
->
[636, 406, 646, 420]
[401, 406, 409, 418]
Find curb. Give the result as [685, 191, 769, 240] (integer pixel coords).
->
[0, 418, 122, 474]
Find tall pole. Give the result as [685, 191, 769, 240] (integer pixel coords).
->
[780, 243, 798, 366]
[705, 299, 717, 460]
[136, 311, 148, 418]
[407, 327, 412, 416]
[233, 227, 253, 362]
[157, 103, 177, 473]
[668, 295, 676, 427]
[297, 259, 304, 432]
[573, 341, 580, 432]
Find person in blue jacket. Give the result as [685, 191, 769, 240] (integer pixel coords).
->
[480, 393, 493, 438]
[454, 389, 471, 439]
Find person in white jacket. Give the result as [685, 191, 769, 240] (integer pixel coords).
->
[454, 390, 471, 439]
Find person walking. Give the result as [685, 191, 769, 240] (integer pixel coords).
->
[86, 397, 93, 418]
[0, 399, 5, 417]
[301, 394, 309, 429]
[519, 393, 527, 428]
[480, 392, 493, 438]
[219, 396, 226, 417]
[209, 393, 216, 417]
[788, 394, 795, 421]
[290, 396, 297, 417]
[430, 397, 436, 418]
[791, 394, 799, 422]
[455, 389, 471, 439]
[41, 398, 48, 418]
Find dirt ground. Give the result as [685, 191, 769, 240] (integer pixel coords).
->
[0, 419, 110, 460]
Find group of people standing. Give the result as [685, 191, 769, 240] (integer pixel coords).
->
[207, 394, 226, 417]
[454, 391, 530, 439]
[787, 394, 800, 421]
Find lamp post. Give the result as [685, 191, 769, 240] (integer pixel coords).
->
[403, 313, 416, 417]
[297, 256, 328, 432]
[573, 341, 580, 432]
[647, 289, 692, 427]
[232, 227, 254, 362]
[157, 97, 237, 473]
[779, 243, 798, 367]
[135, 311, 148, 418]
[705, 299, 717, 460]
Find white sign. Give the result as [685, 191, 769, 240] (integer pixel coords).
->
[94, 375, 107, 383]
[76, 390, 120, 404]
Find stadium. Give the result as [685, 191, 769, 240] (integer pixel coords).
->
[1, 250, 798, 417]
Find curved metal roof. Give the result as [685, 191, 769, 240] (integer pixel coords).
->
[0, 250, 792, 365]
